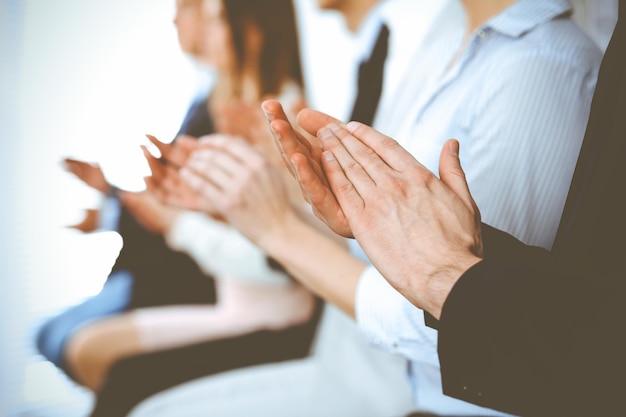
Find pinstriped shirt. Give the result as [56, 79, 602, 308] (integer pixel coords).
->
[354, 0, 602, 415]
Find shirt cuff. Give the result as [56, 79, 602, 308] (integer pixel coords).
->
[356, 266, 441, 363]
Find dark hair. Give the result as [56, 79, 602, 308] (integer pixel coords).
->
[222, 0, 304, 97]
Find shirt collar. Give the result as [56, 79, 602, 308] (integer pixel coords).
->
[484, 0, 572, 38]
[353, 2, 387, 62]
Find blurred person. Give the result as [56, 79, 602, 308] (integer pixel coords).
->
[35, 0, 218, 387]
[72, 1, 323, 416]
[256, 4, 626, 414]
[121, 2, 438, 417]
[162, 0, 602, 415]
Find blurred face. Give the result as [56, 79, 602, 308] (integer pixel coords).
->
[316, 0, 348, 12]
[173, 0, 204, 56]
[201, 0, 235, 70]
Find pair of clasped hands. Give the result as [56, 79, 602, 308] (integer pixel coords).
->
[143, 100, 484, 319]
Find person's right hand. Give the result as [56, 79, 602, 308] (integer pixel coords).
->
[144, 134, 199, 169]
[261, 100, 354, 238]
[66, 208, 100, 233]
[62, 158, 110, 194]
[142, 134, 222, 216]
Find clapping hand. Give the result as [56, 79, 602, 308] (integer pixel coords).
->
[261, 100, 353, 238]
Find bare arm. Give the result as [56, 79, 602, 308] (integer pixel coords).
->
[180, 136, 366, 317]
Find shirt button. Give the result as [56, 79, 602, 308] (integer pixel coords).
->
[462, 386, 468, 391]
[373, 337, 382, 345]
[477, 29, 487, 38]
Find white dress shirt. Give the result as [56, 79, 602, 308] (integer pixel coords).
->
[355, 0, 602, 415]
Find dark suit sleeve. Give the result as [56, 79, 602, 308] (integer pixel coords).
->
[437, 244, 625, 416]
[424, 224, 551, 330]
[437, 258, 557, 415]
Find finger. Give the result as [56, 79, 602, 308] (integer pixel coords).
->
[263, 99, 312, 149]
[187, 149, 240, 189]
[271, 118, 313, 159]
[63, 158, 91, 167]
[62, 161, 82, 176]
[62, 159, 87, 175]
[161, 170, 185, 197]
[198, 135, 258, 164]
[319, 150, 364, 216]
[317, 126, 375, 195]
[321, 124, 395, 186]
[297, 108, 343, 139]
[145, 134, 172, 159]
[261, 99, 288, 123]
[291, 152, 325, 204]
[141, 145, 168, 180]
[271, 119, 332, 189]
[180, 167, 223, 211]
[167, 136, 198, 167]
[291, 152, 352, 217]
[344, 121, 424, 172]
[438, 139, 477, 211]
[262, 100, 317, 155]
[180, 166, 210, 192]
[195, 137, 268, 187]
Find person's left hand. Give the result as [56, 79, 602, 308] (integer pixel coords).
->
[141, 135, 219, 214]
[179, 135, 296, 247]
[316, 122, 484, 318]
[118, 190, 181, 235]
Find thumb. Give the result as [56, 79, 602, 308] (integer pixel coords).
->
[438, 139, 475, 210]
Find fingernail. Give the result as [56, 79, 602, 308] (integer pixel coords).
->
[345, 121, 359, 133]
[327, 123, 341, 133]
[319, 128, 333, 141]
[449, 140, 459, 156]
[322, 151, 335, 161]
[269, 123, 281, 139]
[292, 160, 301, 180]
[262, 107, 274, 122]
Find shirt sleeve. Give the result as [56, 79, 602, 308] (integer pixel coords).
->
[165, 211, 290, 285]
[355, 265, 440, 364]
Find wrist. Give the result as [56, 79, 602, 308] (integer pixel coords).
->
[106, 185, 119, 198]
[422, 254, 483, 320]
[258, 209, 307, 261]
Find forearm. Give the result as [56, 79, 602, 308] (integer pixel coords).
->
[259, 212, 365, 318]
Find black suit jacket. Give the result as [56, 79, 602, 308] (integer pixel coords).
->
[435, 3, 626, 416]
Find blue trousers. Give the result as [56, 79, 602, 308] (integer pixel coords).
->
[35, 270, 133, 374]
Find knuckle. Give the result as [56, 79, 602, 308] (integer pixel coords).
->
[381, 137, 402, 152]
[336, 181, 354, 196]
[343, 159, 361, 173]
[355, 146, 376, 161]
